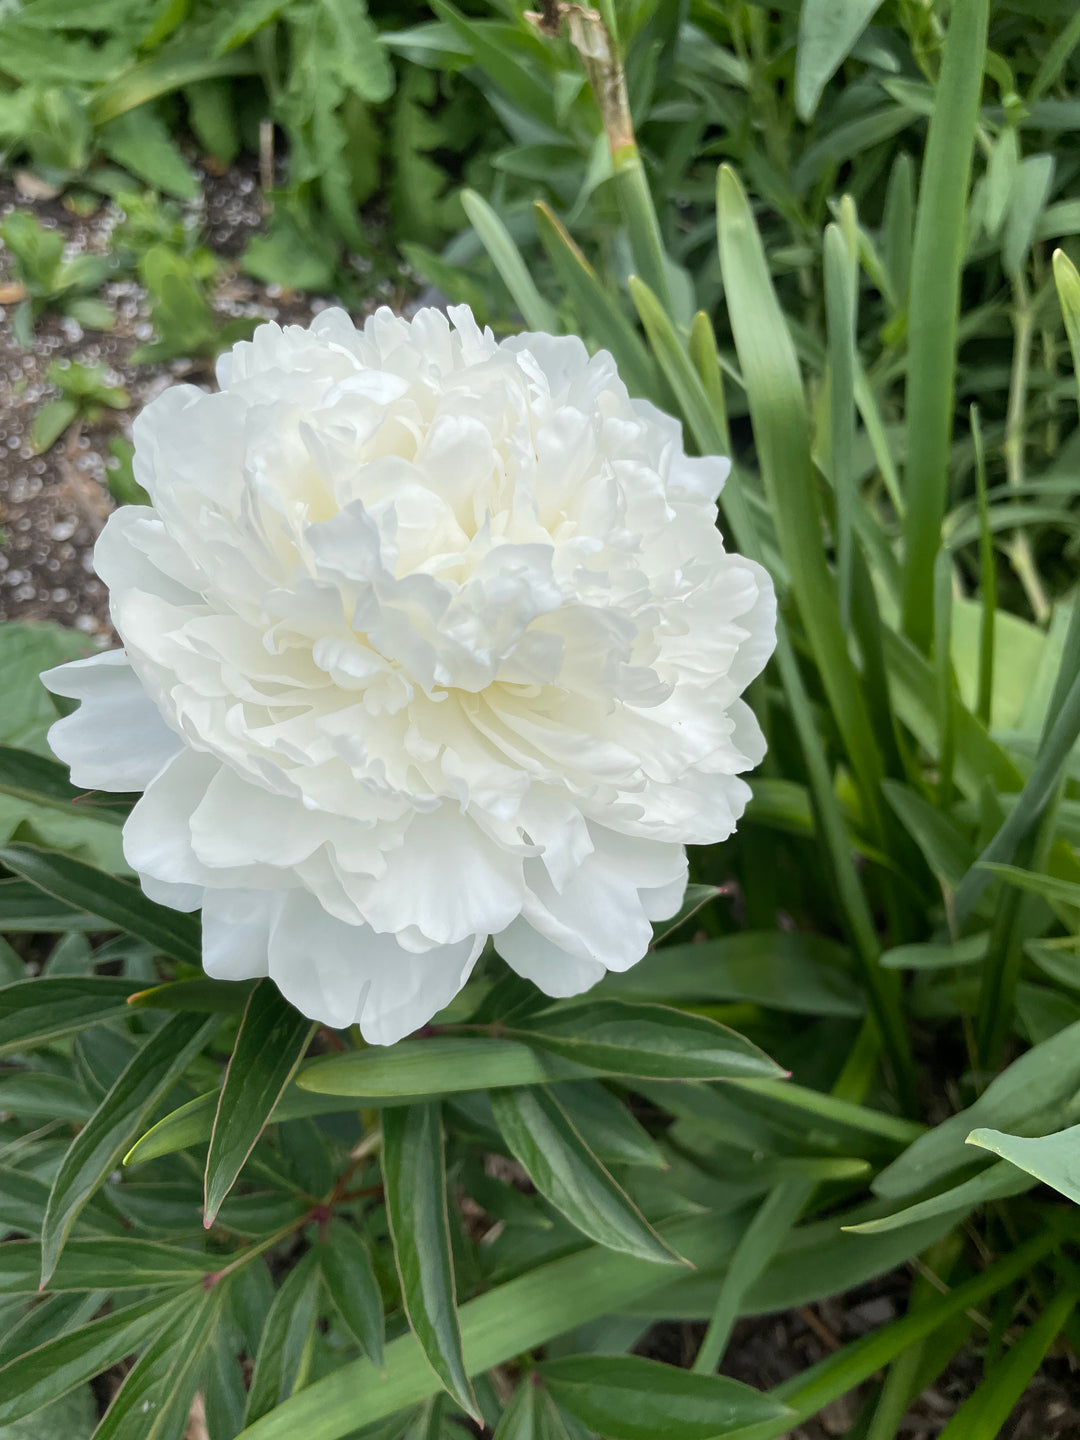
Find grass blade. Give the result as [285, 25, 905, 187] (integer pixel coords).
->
[900, 0, 990, 651]
[461, 189, 559, 332]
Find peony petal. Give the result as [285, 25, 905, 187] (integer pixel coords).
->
[42, 650, 181, 791]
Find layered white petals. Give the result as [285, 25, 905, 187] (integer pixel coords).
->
[44, 305, 776, 1042]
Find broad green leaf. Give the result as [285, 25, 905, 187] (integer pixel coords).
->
[541, 1355, 787, 1439]
[0, 1070, 94, 1121]
[382, 1103, 478, 1419]
[319, 1218, 386, 1371]
[490, 1086, 683, 1266]
[100, 105, 200, 198]
[550, 1080, 665, 1170]
[244, 1251, 322, 1424]
[1002, 154, 1055, 277]
[461, 189, 558, 332]
[298, 1037, 592, 1098]
[41, 1011, 219, 1285]
[0, 845, 201, 965]
[0, 1386, 95, 1440]
[231, 1211, 760, 1440]
[936, 1291, 1078, 1440]
[606, 933, 863, 1016]
[880, 934, 988, 970]
[30, 399, 77, 455]
[0, 1291, 192, 1428]
[873, 1018, 1080, 1199]
[0, 976, 144, 1058]
[794, 0, 883, 120]
[511, 1000, 783, 1081]
[844, 1160, 1032, 1234]
[204, 980, 315, 1226]
[0, 1238, 215, 1294]
[967, 1122, 1080, 1204]
[900, 0, 989, 650]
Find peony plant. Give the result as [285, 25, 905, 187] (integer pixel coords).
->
[42, 306, 775, 1043]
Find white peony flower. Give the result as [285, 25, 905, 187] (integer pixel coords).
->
[42, 306, 776, 1045]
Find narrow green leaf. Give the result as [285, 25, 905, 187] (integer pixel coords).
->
[936, 1291, 1078, 1440]
[0, 1239, 216, 1294]
[971, 406, 996, 726]
[874, 1018, 1080, 1199]
[511, 1000, 783, 1081]
[823, 219, 858, 627]
[493, 1381, 538, 1440]
[1053, 248, 1080, 416]
[0, 844, 201, 966]
[967, 1122, 1080, 1204]
[30, 399, 78, 455]
[490, 1086, 683, 1266]
[319, 1218, 385, 1371]
[382, 1103, 478, 1419]
[550, 1080, 666, 1170]
[845, 1160, 1032, 1234]
[41, 1011, 218, 1285]
[461, 190, 558, 332]
[900, 0, 990, 650]
[0, 1291, 193, 1428]
[0, 976, 143, 1058]
[233, 1211, 759, 1440]
[1002, 154, 1055, 277]
[127, 977, 257, 1014]
[298, 1037, 592, 1098]
[541, 1355, 787, 1439]
[204, 980, 315, 1227]
[244, 1252, 321, 1425]
[794, 0, 883, 120]
[0, 880, 99, 933]
[534, 201, 662, 404]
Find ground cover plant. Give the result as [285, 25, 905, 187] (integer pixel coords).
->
[3, 1, 1080, 1438]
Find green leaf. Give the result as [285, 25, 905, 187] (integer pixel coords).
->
[0, 1292, 193, 1428]
[1002, 154, 1055, 278]
[298, 1036, 593, 1098]
[936, 1291, 1079, 1440]
[40, 1011, 219, 1286]
[606, 933, 863, 1016]
[0, 744, 130, 826]
[461, 189, 558, 332]
[967, 1122, 1080, 1205]
[873, 1018, 1080, 1199]
[0, 844, 201, 965]
[231, 1212, 760, 1440]
[128, 976, 257, 1014]
[511, 1000, 784, 1081]
[0, 881, 101, 932]
[490, 1086, 683, 1266]
[93, 1285, 226, 1440]
[492, 1381, 538, 1440]
[899, 0, 990, 651]
[0, 1387, 95, 1440]
[30, 399, 77, 455]
[1054, 249, 1080, 416]
[795, 0, 883, 120]
[244, 1251, 322, 1424]
[844, 1160, 1033, 1234]
[0, 976, 143, 1057]
[204, 980, 315, 1227]
[542, 1356, 787, 1439]
[0, 1238, 216, 1294]
[383, 1102, 478, 1419]
[550, 1080, 666, 1170]
[99, 105, 200, 198]
[319, 1219, 385, 1370]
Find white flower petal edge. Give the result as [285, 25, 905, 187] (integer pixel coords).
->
[43, 305, 777, 1045]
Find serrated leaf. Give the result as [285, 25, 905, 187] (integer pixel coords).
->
[491, 1086, 682, 1266]
[0, 844, 201, 964]
[99, 105, 199, 198]
[540, 1355, 787, 1439]
[319, 1218, 385, 1370]
[511, 1001, 783, 1081]
[204, 980, 315, 1227]
[382, 1102, 478, 1420]
[41, 1011, 219, 1285]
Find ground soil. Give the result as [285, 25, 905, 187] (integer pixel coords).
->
[3, 173, 1080, 1440]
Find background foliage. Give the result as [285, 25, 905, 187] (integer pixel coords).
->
[4, 1, 1080, 1437]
